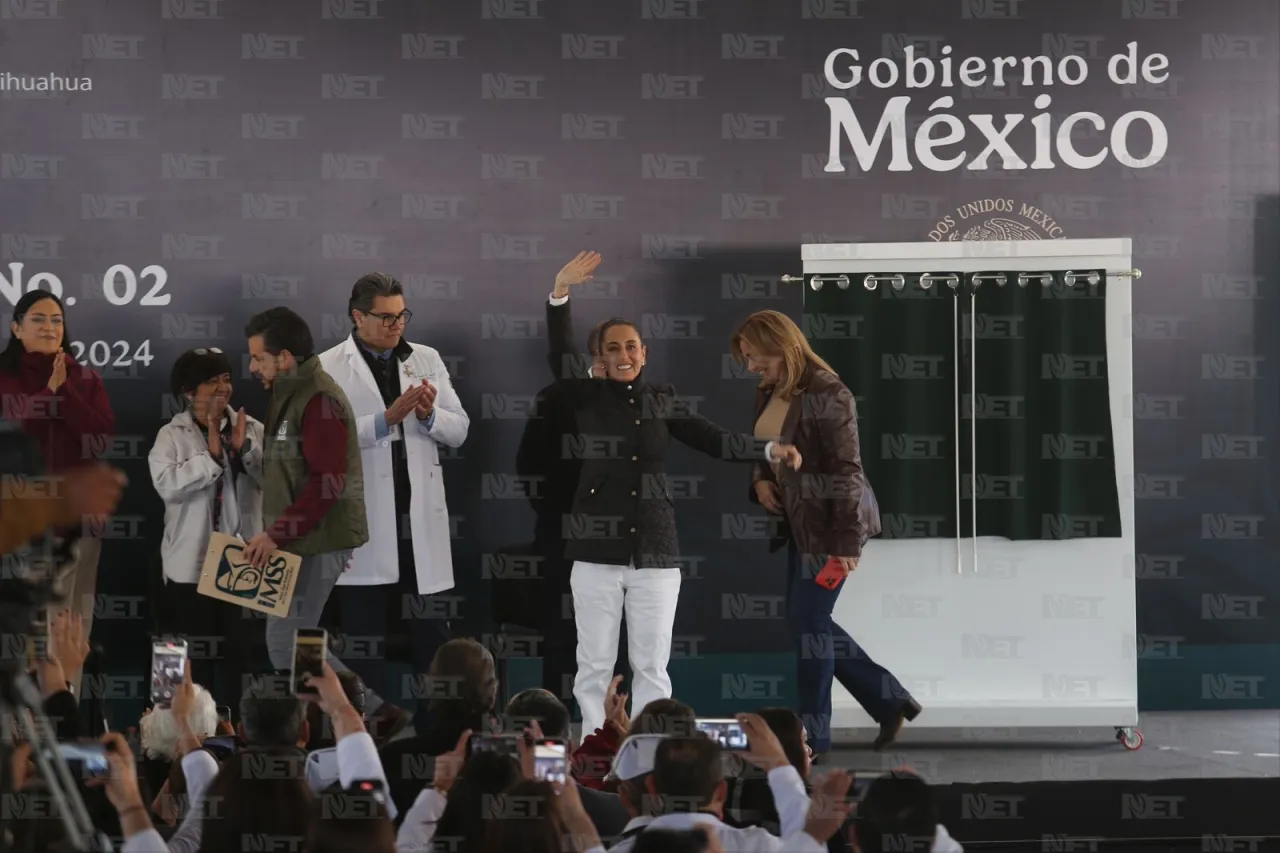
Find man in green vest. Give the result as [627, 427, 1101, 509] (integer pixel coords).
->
[241, 307, 371, 693]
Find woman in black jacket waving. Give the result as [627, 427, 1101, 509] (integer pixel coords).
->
[545, 252, 801, 735]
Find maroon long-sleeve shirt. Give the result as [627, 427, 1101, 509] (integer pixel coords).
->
[266, 393, 350, 549]
[0, 351, 115, 473]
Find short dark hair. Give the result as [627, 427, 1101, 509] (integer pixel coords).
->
[169, 348, 233, 399]
[348, 272, 404, 324]
[428, 638, 498, 713]
[855, 771, 938, 853]
[630, 698, 697, 738]
[504, 689, 570, 739]
[239, 675, 307, 747]
[306, 670, 367, 750]
[651, 737, 723, 813]
[244, 307, 314, 359]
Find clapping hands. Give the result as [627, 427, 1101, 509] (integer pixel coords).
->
[386, 382, 438, 426]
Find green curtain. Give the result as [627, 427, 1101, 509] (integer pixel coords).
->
[803, 269, 1120, 542]
[961, 270, 1121, 539]
[804, 273, 962, 540]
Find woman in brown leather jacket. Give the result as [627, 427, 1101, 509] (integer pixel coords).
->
[733, 310, 920, 758]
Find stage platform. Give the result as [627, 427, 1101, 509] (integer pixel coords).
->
[827, 710, 1278, 851]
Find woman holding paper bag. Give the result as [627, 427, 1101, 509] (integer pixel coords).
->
[149, 347, 265, 703]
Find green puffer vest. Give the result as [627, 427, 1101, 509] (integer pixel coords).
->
[262, 356, 369, 557]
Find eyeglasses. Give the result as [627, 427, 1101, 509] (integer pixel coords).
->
[363, 310, 412, 328]
[194, 348, 222, 355]
[23, 314, 64, 328]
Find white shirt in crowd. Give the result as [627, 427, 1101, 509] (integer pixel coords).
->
[122, 731, 391, 852]
[606, 764, 821, 853]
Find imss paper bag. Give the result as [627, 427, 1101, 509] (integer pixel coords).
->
[197, 531, 301, 617]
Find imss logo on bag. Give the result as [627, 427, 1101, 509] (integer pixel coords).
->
[197, 531, 301, 616]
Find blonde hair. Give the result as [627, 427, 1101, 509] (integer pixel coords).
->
[731, 310, 836, 399]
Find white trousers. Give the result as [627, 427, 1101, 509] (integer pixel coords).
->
[570, 560, 681, 735]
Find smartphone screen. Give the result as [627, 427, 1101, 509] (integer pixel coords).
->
[291, 629, 327, 695]
[533, 739, 568, 783]
[470, 734, 522, 760]
[696, 718, 749, 750]
[51, 742, 109, 778]
[150, 638, 188, 707]
[217, 705, 232, 723]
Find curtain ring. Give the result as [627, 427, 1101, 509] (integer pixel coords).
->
[970, 273, 1006, 288]
[1016, 272, 1054, 287]
[809, 275, 851, 292]
[922, 273, 959, 291]
[1064, 270, 1101, 286]
[863, 274, 904, 291]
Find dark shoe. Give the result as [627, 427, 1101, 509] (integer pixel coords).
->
[368, 703, 412, 746]
[873, 698, 922, 752]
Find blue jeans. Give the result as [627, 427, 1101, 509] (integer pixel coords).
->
[786, 544, 909, 751]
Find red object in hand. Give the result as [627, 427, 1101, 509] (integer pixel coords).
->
[815, 557, 844, 590]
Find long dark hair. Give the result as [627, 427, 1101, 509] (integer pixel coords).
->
[312, 789, 395, 853]
[0, 290, 70, 373]
[197, 749, 314, 853]
[479, 780, 564, 853]
[432, 751, 522, 853]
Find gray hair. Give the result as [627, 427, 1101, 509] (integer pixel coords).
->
[348, 272, 404, 324]
[240, 676, 307, 747]
[140, 683, 218, 761]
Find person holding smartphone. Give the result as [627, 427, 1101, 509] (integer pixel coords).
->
[732, 311, 920, 758]
[397, 728, 605, 853]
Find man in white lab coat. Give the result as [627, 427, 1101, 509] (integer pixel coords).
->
[319, 273, 470, 737]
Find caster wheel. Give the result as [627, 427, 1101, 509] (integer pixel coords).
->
[1116, 727, 1143, 750]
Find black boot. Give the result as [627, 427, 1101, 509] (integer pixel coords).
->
[873, 697, 922, 752]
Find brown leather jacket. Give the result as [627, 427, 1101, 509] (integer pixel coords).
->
[749, 364, 881, 558]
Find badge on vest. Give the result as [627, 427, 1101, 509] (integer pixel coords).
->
[274, 421, 289, 441]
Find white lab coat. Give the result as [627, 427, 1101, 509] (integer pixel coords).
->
[149, 408, 265, 584]
[318, 335, 469, 594]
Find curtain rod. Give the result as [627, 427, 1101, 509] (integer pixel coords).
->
[784, 269, 1142, 291]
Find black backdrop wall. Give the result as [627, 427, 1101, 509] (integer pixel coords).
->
[1, 0, 1276, 718]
